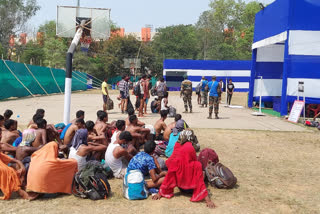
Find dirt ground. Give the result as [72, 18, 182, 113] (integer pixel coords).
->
[0, 91, 319, 213]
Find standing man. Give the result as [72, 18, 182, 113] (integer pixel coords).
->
[227, 79, 235, 106]
[118, 75, 128, 114]
[101, 77, 109, 112]
[219, 79, 224, 104]
[180, 75, 193, 113]
[207, 76, 221, 119]
[139, 75, 147, 117]
[200, 76, 208, 108]
[144, 75, 151, 115]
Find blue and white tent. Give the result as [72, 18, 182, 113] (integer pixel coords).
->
[163, 59, 251, 92]
[248, 0, 320, 116]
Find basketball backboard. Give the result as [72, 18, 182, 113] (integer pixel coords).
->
[56, 6, 111, 40]
[124, 58, 141, 69]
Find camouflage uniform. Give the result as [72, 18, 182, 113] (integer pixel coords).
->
[181, 79, 193, 112]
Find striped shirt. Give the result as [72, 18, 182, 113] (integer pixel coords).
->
[118, 79, 125, 92]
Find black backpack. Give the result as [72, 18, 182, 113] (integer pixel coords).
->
[72, 161, 111, 200]
[133, 82, 141, 96]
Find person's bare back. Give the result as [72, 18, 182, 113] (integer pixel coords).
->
[63, 125, 78, 145]
[163, 121, 176, 142]
[1, 129, 19, 145]
[32, 128, 47, 147]
[154, 119, 167, 137]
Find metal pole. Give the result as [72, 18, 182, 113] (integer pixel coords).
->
[259, 76, 263, 113]
[63, 20, 86, 125]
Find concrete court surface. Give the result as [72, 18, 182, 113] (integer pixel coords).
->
[0, 91, 306, 132]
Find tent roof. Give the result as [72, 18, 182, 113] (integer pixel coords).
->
[253, 0, 320, 48]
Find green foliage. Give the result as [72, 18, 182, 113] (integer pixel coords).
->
[2, 0, 262, 79]
[43, 37, 68, 68]
[152, 25, 199, 59]
[0, 0, 40, 51]
[38, 20, 56, 38]
[196, 0, 261, 60]
[20, 40, 45, 64]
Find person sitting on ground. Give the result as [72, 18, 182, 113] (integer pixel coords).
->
[125, 108, 145, 127]
[94, 111, 112, 139]
[163, 114, 182, 142]
[165, 119, 188, 157]
[154, 110, 168, 141]
[63, 118, 85, 146]
[126, 115, 150, 149]
[0, 128, 17, 155]
[127, 140, 167, 189]
[0, 115, 5, 131]
[151, 97, 161, 114]
[69, 128, 107, 171]
[111, 120, 126, 144]
[1, 120, 19, 145]
[86, 121, 107, 145]
[105, 131, 135, 179]
[27, 142, 78, 198]
[152, 131, 216, 208]
[27, 111, 62, 144]
[32, 118, 48, 148]
[27, 109, 45, 128]
[3, 109, 13, 121]
[0, 151, 38, 200]
[161, 92, 169, 111]
[71, 110, 85, 124]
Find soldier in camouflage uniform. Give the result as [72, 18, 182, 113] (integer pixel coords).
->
[180, 75, 193, 113]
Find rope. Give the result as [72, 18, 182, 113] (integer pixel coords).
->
[73, 71, 101, 87]
[24, 63, 49, 95]
[2, 60, 35, 97]
[87, 73, 103, 84]
[71, 71, 99, 89]
[49, 68, 63, 94]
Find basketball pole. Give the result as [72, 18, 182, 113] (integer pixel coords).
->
[63, 20, 86, 125]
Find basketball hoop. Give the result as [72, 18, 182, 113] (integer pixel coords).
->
[80, 35, 92, 52]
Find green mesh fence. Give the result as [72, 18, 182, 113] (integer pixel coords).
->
[0, 60, 87, 100]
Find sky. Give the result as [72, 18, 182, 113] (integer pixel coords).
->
[28, 0, 275, 33]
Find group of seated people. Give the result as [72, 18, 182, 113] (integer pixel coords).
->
[0, 108, 215, 208]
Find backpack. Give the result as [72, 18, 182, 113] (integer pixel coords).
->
[123, 169, 149, 200]
[168, 106, 176, 117]
[198, 148, 219, 171]
[133, 82, 141, 96]
[107, 97, 114, 110]
[72, 161, 111, 200]
[205, 161, 237, 189]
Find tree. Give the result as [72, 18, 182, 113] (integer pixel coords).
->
[0, 0, 40, 52]
[152, 25, 199, 60]
[196, 0, 260, 60]
[43, 37, 68, 68]
[38, 20, 56, 39]
[20, 40, 45, 65]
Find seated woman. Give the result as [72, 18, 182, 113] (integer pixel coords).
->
[0, 152, 37, 200]
[27, 142, 78, 196]
[153, 131, 216, 208]
[127, 140, 167, 189]
[165, 119, 187, 157]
